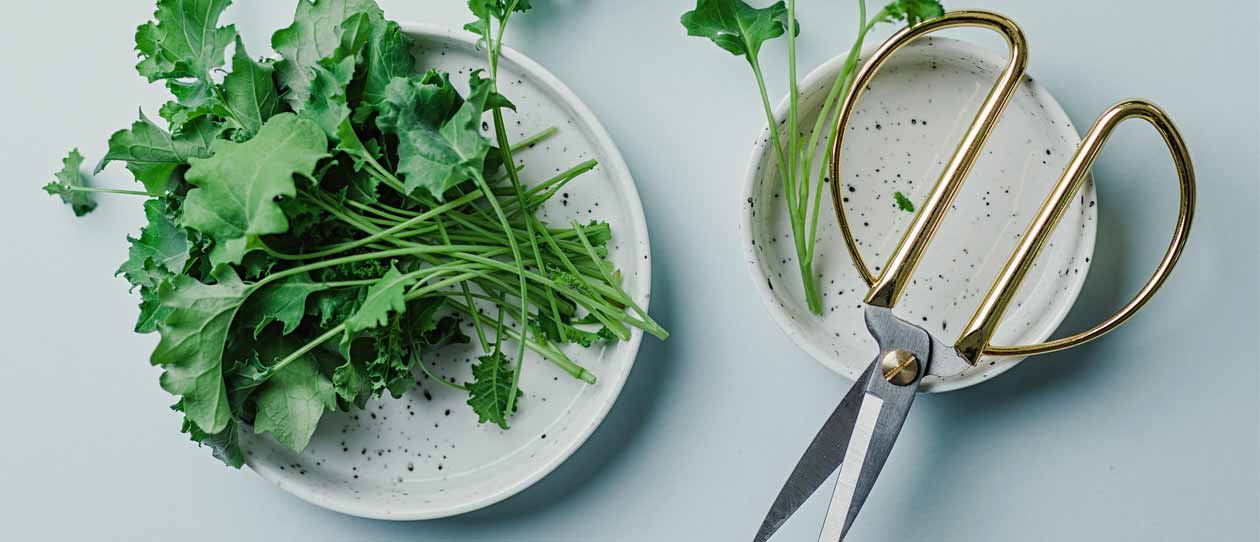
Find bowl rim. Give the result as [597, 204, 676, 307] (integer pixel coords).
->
[738, 36, 1098, 393]
[244, 20, 652, 521]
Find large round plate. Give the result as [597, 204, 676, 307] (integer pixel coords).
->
[741, 37, 1097, 392]
[240, 23, 653, 520]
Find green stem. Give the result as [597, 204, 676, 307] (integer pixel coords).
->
[786, 0, 801, 209]
[435, 215, 490, 352]
[750, 58, 799, 216]
[467, 165, 531, 411]
[509, 126, 557, 152]
[268, 324, 345, 375]
[486, 0, 540, 417]
[444, 296, 596, 384]
[571, 221, 669, 340]
[251, 245, 493, 293]
[273, 189, 485, 261]
[807, 3, 875, 266]
[63, 186, 159, 197]
[415, 346, 469, 392]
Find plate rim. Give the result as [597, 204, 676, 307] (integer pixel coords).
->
[738, 36, 1098, 393]
[244, 21, 653, 520]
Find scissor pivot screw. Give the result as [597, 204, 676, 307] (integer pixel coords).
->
[881, 350, 920, 386]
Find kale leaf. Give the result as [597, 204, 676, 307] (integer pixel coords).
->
[43, 149, 97, 216]
[182, 113, 328, 266]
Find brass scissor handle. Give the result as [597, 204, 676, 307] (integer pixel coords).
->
[829, 11, 1196, 365]
[829, 10, 1029, 308]
[956, 100, 1195, 362]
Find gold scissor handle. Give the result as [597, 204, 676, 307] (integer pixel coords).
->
[829, 10, 1029, 308]
[955, 100, 1196, 362]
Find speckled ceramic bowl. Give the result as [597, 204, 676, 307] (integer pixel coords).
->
[741, 37, 1097, 392]
[238, 23, 653, 520]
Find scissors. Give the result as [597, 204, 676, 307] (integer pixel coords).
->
[754, 10, 1196, 542]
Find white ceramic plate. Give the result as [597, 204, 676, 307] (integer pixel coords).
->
[239, 23, 653, 520]
[741, 37, 1097, 392]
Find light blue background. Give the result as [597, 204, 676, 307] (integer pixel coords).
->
[2, 1, 1256, 540]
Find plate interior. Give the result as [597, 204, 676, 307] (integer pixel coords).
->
[743, 37, 1097, 392]
[240, 24, 651, 519]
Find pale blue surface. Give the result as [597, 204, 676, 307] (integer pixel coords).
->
[1, 1, 1257, 540]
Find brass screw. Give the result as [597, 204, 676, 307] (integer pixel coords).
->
[880, 349, 920, 386]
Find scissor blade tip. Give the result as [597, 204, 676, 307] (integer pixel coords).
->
[752, 519, 780, 542]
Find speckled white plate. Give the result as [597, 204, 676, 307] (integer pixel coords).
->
[742, 37, 1097, 393]
[238, 23, 653, 520]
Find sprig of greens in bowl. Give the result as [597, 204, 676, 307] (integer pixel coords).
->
[681, 0, 943, 314]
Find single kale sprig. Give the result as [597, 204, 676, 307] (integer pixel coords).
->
[681, 0, 943, 314]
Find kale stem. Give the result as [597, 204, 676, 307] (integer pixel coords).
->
[251, 245, 493, 293]
[467, 166, 531, 414]
[807, 1, 873, 265]
[434, 215, 491, 352]
[786, 0, 801, 209]
[570, 221, 669, 340]
[484, 4, 543, 416]
[749, 58, 798, 216]
[443, 296, 596, 384]
[800, 0, 869, 204]
[448, 251, 634, 337]
[270, 189, 484, 261]
[509, 126, 557, 152]
[62, 186, 159, 197]
[415, 346, 469, 392]
[268, 324, 345, 375]
[265, 269, 484, 378]
[751, 54, 817, 313]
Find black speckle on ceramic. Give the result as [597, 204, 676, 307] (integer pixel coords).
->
[740, 37, 1098, 393]
[241, 23, 653, 520]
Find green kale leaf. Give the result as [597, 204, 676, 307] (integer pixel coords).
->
[178, 404, 245, 468]
[467, 351, 522, 430]
[182, 113, 329, 266]
[117, 199, 189, 290]
[681, 0, 792, 61]
[874, 0, 945, 25]
[465, 0, 533, 37]
[343, 264, 411, 335]
[358, 15, 415, 107]
[151, 266, 249, 434]
[97, 112, 220, 194]
[375, 71, 494, 199]
[220, 37, 283, 138]
[253, 350, 336, 453]
[43, 149, 97, 216]
[134, 0, 237, 106]
[240, 273, 328, 338]
[368, 319, 414, 398]
[272, 0, 384, 107]
[332, 356, 369, 407]
[303, 55, 357, 140]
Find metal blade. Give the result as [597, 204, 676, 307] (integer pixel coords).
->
[752, 362, 876, 542]
[817, 306, 932, 541]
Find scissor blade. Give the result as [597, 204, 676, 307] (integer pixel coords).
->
[752, 362, 876, 542]
[816, 306, 932, 541]
[817, 384, 918, 540]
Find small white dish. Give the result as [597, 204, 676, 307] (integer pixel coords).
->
[240, 22, 653, 520]
[741, 37, 1097, 393]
